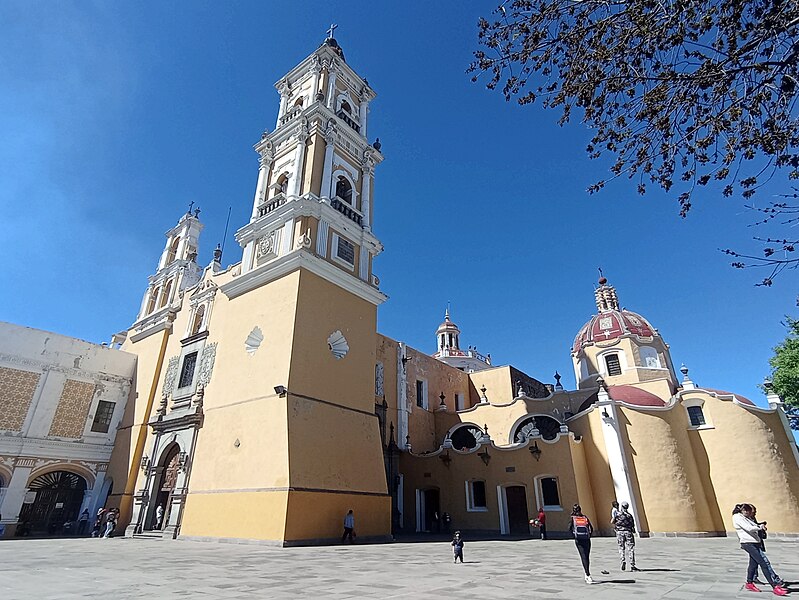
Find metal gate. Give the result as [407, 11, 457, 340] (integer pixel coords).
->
[17, 471, 87, 536]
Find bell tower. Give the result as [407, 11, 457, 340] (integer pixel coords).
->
[232, 33, 384, 296]
[199, 34, 391, 545]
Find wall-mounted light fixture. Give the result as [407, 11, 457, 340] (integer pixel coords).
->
[274, 385, 287, 397]
[478, 448, 491, 466]
[439, 450, 452, 467]
[529, 441, 542, 461]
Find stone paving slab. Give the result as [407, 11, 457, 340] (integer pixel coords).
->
[0, 536, 798, 599]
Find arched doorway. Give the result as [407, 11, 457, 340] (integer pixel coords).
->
[147, 444, 180, 530]
[18, 471, 87, 536]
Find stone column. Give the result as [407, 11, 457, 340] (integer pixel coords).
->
[361, 158, 373, 230]
[310, 59, 321, 99]
[326, 66, 338, 110]
[320, 123, 337, 201]
[397, 343, 409, 450]
[0, 463, 33, 538]
[290, 131, 308, 198]
[251, 148, 273, 219]
[276, 79, 290, 128]
[596, 385, 642, 535]
[359, 100, 370, 137]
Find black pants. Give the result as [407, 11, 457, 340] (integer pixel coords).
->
[540, 523, 547, 540]
[741, 543, 777, 586]
[454, 549, 463, 562]
[575, 538, 591, 575]
[342, 527, 354, 543]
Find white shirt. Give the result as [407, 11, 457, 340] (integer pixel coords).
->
[733, 513, 762, 544]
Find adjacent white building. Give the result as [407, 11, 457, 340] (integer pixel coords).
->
[0, 322, 135, 537]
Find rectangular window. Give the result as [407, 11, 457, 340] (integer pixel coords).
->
[178, 352, 198, 389]
[540, 477, 561, 508]
[335, 235, 355, 266]
[467, 480, 487, 511]
[605, 354, 622, 376]
[687, 406, 706, 427]
[455, 393, 464, 411]
[90, 400, 116, 433]
[416, 380, 427, 409]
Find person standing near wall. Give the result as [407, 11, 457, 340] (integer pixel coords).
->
[568, 504, 594, 584]
[733, 503, 788, 595]
[341, 509, 355, 544]
[614, 502, 639, 572]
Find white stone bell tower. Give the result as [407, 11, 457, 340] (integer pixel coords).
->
[229, 33, 385, 305]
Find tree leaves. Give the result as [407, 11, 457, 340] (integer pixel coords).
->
[468, 0, 799, 218]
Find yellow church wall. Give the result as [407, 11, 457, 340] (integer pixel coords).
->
[283, 491, 390, 543]
[683, 395, 799, 534]
[569, 437, 597, 524]
[618, 406, 718, 534]
[467, 367, 516, 407]
[286, 269, 376, 413]
[286, 396, 386, 493]
[399, 436, 580, 534]
[179, 490, 288, 542]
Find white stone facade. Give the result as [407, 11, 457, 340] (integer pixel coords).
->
[0, 322, 136, 537]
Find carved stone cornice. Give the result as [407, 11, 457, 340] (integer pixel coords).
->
[0, 353, 132, 385]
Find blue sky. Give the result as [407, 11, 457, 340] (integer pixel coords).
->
[1, 1, 797, 406]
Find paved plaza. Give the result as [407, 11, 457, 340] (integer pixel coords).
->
[0, 535, 798, 599]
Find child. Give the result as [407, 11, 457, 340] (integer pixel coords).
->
[451, 531, 464, 563]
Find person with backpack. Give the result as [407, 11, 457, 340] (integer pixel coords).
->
[568, 504, 595, 584]
[614, 501, 639, 571]
[733, 503, 788, 595]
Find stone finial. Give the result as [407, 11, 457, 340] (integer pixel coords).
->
[554, 371, 563, 391]
[480, 385, 488, 403]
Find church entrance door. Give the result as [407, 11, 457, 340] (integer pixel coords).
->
[148, 444, 180, 530]
[18, 471, 87, 536]
[504, 485, 530, 535]
[416, 488, 440, 533]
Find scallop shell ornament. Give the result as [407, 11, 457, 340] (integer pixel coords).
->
[245, 326, 264, 355]
[327, 330, 349, 360]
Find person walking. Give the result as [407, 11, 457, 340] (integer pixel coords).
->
[341, 509, 355, 544]
[155, 504, 165, 530]
[77, 509, 90, 536]
[102, 508, 118, 539]
[451, 530, 465, 563]
[614, 501, 639, 571]
[568, 504, 594, 584]
[92, 508, 105, 538]
[733, 503, 788, 595]
[536, 507, 547, 540]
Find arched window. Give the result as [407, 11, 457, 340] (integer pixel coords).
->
[166, 237, 180, 264]
[159, 280, 173, 309]
[639, 346, 661, 368]
[146, 288, 158, 314]
[335, 176, 353, 205]
[604, 353, 622, 376]
[275, 173, 289, 196]
[450, 425, 482, 450]
[293, 96, 304, 108]
[513, 415, 562, 442]
[341, 100, 352, 114]
[191, 305, 205, 335]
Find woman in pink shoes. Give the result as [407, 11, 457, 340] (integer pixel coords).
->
[733, 503, 788, 595]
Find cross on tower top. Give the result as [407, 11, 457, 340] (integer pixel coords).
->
[187, 200, 195, 214]
[326, 23, 338, 39]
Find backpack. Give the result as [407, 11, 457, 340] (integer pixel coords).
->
[572, 516, 590, 539]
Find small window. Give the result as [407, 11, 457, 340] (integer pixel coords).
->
[341, 100, 352, 114]
[334, 235, 355, 266]
[91, 400, 116, 433]
[455, 393, 464, 411]
[639, 346, 661, 368]
[159, 280, 173, 309]
[467, 480, 487, 511]
[416, 380, 427, 409]
[540, 477, 561, 508]
[687, 405, 706, 427]
[178, 352, 199, 389]
[605, 353, 622, 376]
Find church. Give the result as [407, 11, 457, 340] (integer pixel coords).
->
[5, 35, 796, 544]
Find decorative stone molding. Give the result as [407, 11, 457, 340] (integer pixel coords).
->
[0, 354, 130, 385]
[197, 343, 218, 387]
[327, 331, 349, 360]
[245, 328, 264, 356]
[256, 231, 279, 260]
[162, 356, 180, 400]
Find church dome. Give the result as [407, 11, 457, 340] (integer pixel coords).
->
[572, 278, 657, 354]
[436, 309, 460, 335]
[608, 385, 666, 407]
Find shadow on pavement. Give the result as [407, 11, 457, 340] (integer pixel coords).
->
[596, 579, 636, 584]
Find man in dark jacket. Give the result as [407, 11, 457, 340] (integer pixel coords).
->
[614, 502, 639, 571]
